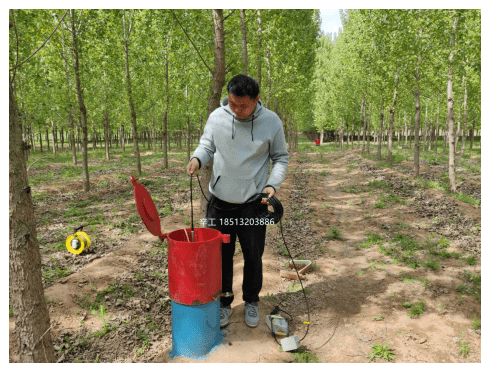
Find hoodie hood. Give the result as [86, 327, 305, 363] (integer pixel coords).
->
[221, 96, 263, 141]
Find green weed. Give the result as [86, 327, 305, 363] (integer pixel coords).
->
[325, 227, 344, 241]
[90, 305, 117, 338]
[407, 301, 425, 318]
[463, 256, 477, 265]
[291, 349, 320, 363]
[360, 232, 383, 248]
[401, 301, 412, 309]
[472, 315, 481, 330]
[367, 343, 396, 362]
[459, 341, 469, 357]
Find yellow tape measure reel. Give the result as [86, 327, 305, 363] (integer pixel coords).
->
[66, 231, 91, 254]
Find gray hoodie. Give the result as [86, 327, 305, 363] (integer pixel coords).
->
[191, 97, 290, 204]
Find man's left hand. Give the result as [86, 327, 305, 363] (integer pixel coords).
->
[262, 186, 275, 205]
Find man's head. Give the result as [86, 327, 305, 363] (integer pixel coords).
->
[227, 74, 260, 119]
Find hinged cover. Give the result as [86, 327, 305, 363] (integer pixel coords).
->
[131, 175, 164, 238]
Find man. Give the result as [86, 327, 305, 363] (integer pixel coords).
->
[185, 74, 289, 328]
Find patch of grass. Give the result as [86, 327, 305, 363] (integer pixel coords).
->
[90, 305, 117, 338]
[340, 184, 362, 194]
[262, 292, 277, 302]
[75, 282, 136, 311]
[278, 242, 290, 256]
[463, 255, 477, 265]
[325, 227, 344, 241]
[400, 274, 430, 289]
[159, 204, 172, 216]
[372, 315, 384, 321]
[472, 314, 481, 330]
[424, 180, 447, 191]
[393, 223, 411, 229]
[291, 349, 320, 363]
[453, 192, 480, 206]
[401, 301, 412, 308]
[459, 341, 470, 358]
[429, 248, 461, 260]
[421, 258, 440, 272]
[393, 233, 420, 251]
[407, 301, 425, 318]
[374, 201, 385, 209]
[360, 232, 383, 248]
[42, 258, 71, 284]
[367, 343, 396, 362]
[438, 236, 450, 248]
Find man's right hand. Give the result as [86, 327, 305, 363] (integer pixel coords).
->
[186, 158, 200, 177]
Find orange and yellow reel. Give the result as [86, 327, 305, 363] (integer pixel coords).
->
[66, 231, 91, 254]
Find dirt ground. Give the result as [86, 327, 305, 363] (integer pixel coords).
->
[9, 143, 481, 363]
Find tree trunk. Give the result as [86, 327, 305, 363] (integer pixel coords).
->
[240, 9, 248, 75]
[470, 121, 474, 150]
[447, 16, 458, 192]
[454, 121, 460, 154]
[123, 12, 141, 176]
[60, 126, 64, 150]
[388, 73, 399, 165]
[265, 34, 272, 108]
[38, 127, 43, 152]
[92, 121, 97, 149]
[409, 117, 413, 150]
[256, 10, 262, 87]
[366, 103, 371, 154]
[377, 97, 384, 161]
[358, 100, 363, 149]
[70, 10, 90, 191]
[199, 9, 226, 218]
[435, 95, 440, 152]
[152, 112, 156, 153]
[104, 108, 110, 160]
[63, 30, 77, 164]
[162, 34, 170, 170]
[51, 120, 56, 156]
[346, 117, 349, 149]
[460, 74, 467, 154]
[413, 12, 422, 178]
[362, 98, 366, 152]
[9, 78, 56, 363]
[45, 126, 49, 152]
[404, 113, 407, 149]
[423, 103, 428, 151]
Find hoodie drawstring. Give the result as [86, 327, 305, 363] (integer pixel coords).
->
[232, 114, 255, 141]
[251, 115, 254, 142]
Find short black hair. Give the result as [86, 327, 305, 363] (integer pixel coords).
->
[227, 74, 260, 100]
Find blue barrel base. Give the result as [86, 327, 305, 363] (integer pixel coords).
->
[169, 300, 225, 360]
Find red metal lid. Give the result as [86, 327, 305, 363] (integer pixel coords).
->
[130, 175, 165, 239]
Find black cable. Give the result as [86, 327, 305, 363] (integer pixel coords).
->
[194, 173, 310, 343]
[190, 176, 194, 242]
[278, 219, 311, 342]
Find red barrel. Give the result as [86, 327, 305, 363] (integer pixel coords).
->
[167, 228, 230, 306]
[315, 139, 320, 146]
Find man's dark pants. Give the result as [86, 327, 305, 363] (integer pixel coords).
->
[205, 195, 267, 307]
